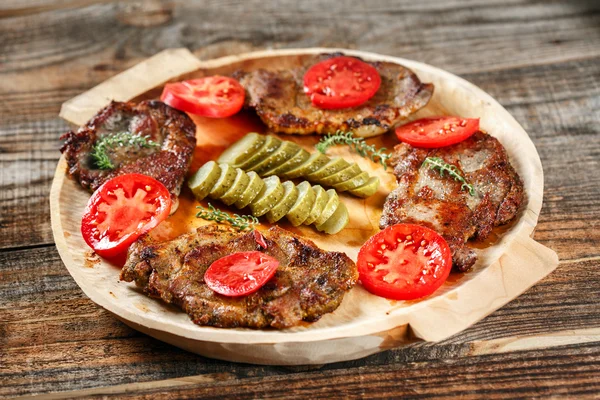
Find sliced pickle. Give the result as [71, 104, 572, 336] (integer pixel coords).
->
[286, 181, 316, 226]
[281, 152, 330, 179]
[188, 161, 221, 200]
[217, 132, 266, 167]
[262, 148, 310, 177]
[220, 168, 250, 206]
[234, 171, 264, 209]
[208, 163, 237, 199]
[314, 189, 340, 226]
[348, 176, 380, 198]
[303, 185, 328, 226]
[249, 141, 302, 176]
[333, 171, 370, 192]
[237, 136, 282, 170]
[307, 158, 350, 181]
[249, 175, 284, 217]
[266, 181, 299, 223]
[317, 164, 362, 187]
[316, 202, 349, 235]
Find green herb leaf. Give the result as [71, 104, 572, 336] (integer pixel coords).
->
[91, 132, 160, 170]
[422, 157, 476, 196]
[316, 131, 391, 169]
[196, 203, 259, 231]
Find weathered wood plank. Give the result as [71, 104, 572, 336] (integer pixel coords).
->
[1, 0, 599, 398]
[1, 245, 598, 397]
[1, 1, 599, 75]
[30, 342, 600, 399]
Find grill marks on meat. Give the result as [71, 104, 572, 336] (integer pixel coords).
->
[235, 54, 433, 137]
[60, 100, 196, 200]
[120, 225, 358, 329]
[380, 131, 524, 272]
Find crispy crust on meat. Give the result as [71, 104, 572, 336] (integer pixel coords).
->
[380, 131, 524, 272]
[60, 100, 196, 199]
[120, 225, 358, 329]
[235, 53, 433, 137]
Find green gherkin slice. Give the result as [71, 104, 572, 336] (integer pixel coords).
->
[348, 176, 380, 198]
[208, 163, 237, 199]
[188, 161, 221, 201]
[249, 175, 284, 217]
[316, 202, 349, 235]
[317, 164, 362, 186]
[262, 148, 310, 177]
[307, 158, 351, 181]
[286, 181, 316, 226]
[281, 152, 330, 179]
[237, 136, 282, 170]
[217, 133, 266, 167]
[314, 189, 340, 226]
[332, 171, 370, 192]
[249, 141, 303, 176]
[303, 185, 328, 225]
[234, 171, 264, 209]
[220, 168, 250, 206]
[266, 181, 299, 223]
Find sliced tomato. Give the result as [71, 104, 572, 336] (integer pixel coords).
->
[160, 76, 245, 118]
[204, 251, 279, 297]
[303, 56, 381, 109]
[357, 224, 452, 300]
[81, 173, 171, 259]
[395, 116, 480, 148]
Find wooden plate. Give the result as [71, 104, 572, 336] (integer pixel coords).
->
[51, 48, 558, 365]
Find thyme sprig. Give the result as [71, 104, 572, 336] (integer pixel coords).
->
[316, 131, 391, 169]
[92, 132, 160, 170]
[422, 157, 476, 196]
[196, 203, 259, 231]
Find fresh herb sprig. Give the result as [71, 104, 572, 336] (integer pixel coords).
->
[316, 131, 391, 169]
[196, 203, 259, 231]
[422, 157, 476, 196]
[92, 132, 160, 170]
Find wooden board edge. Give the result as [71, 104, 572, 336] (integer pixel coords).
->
[51, 48, 556, 349]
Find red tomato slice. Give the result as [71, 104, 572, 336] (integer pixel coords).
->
[205, 251, 279, 297]
[160, 76, 245, 118]
[395, 116, 480, 148]
[303, 56, 381, 109]
[357, 224, 452, 300]
[81, 173, 171, 259]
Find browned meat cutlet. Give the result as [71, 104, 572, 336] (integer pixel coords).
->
[120, 225, 358, 329]
[60, 100, 196, 203]
[234, 53, 433, 137]
[380, 131, 524, 272]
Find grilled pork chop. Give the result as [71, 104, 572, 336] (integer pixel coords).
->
[235, 54, 433, 137]
[60, 100, 196, 202]
[120, 225, 358, 329]
[380, 131, 524, 271]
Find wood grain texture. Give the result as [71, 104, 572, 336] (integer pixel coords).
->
[1, 0, 599, 397]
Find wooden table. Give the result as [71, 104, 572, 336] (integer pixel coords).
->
[1, 1, 599, 398]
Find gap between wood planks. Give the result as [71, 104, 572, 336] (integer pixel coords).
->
[10, 327, 600, 400]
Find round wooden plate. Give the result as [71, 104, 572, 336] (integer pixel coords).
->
[51, 48, 558, 365]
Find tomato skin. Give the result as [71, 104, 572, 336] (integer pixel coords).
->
[205, 251, 279, 297]
[357, 224, 452, 300]
[81, 174, 172, 259]
[395, 116, 480, 148]
[303, 56, 381, 109]
[160, 76, 245, 118]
